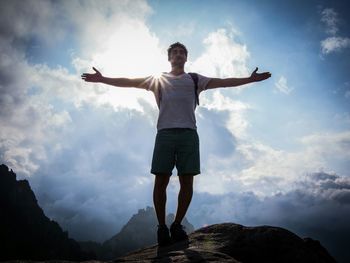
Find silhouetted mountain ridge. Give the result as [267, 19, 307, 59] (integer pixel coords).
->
[0, 164, 91, 261]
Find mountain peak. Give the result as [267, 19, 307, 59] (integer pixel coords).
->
[99, 206, 194, 260]
[0, 163, 89, 261]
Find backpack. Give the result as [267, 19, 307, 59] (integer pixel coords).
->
[157, 72, 200, 106]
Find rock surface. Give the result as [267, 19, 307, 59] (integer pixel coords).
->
[114, 223, 336, 263]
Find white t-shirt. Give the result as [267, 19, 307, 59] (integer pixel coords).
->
[144, 72, 211, 131]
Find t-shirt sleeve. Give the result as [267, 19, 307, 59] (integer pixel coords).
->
[141, 76, 165, 95]
[139, 76, 155, 92]
[196, 73, 212, 94]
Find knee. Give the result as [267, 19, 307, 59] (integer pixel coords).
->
[155, 174, 170, 189]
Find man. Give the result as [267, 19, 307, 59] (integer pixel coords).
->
[81, 42, 271, 246]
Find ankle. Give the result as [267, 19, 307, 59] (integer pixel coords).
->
[172, 220, 181, 226]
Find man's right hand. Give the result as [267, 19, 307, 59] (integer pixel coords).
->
[81, 67, 103, 82]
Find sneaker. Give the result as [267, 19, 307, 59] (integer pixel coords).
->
[157, 225, 171, 247]
[170, 222, 188, 242]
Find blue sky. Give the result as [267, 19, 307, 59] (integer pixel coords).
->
[1, 0, 350, 262]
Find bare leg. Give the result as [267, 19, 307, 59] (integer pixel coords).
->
[153, 174, 171, 225]
[174, 175, 194, 224]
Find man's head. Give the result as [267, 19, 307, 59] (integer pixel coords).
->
[167, 42, 188, 63]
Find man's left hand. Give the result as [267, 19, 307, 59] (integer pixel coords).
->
[250, 67, 271, 82]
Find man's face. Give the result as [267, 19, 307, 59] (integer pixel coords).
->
[168, 46, 187, 65]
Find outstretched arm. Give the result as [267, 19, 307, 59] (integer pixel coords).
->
[81, 67, 149, 89]
[206, 67, 271, 89]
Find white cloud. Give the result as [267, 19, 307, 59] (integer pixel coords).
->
[0, 0, 67, 45]
[189, 28, 250, 79]
[63, 1, 167, 111]
[189, 171, 350, 262]
[62, 0, 153, 56]
[319, 8, 350, 55]
[275, 76, 293, 94]
[237, 131, 350, 194]
[29, 104, 156, 242]
[321, 36, 350, 54]
[194, 127, 350, 197]
[192, 170, 350, 226]
[200, 91, 251, 139]
[0, 33, 73, 176]
[299, 131, 350, 160]
[0, 0, 162, 176]
[320, 8, 339, 35]
[63, 0, 165, 79]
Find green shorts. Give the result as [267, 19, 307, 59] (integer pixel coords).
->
[151, 128, 200, 176]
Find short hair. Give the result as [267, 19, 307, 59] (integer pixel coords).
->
[167, 42, 188, 59]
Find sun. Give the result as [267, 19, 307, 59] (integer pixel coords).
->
[152, 71, 163, 79]
[87, 29, 170, 111]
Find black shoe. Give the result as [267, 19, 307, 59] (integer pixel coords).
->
[170, 222, 188, 242]
[157, 225, 171, 247]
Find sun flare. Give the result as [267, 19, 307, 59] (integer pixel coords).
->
[152, 71, 163, 79]
[89, 30, 169, 111]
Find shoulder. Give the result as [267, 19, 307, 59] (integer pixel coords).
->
[188, 72, 211, 80]
[187, 72, 212, 92]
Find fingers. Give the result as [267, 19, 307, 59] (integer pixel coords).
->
[81, 73, 94, 81]
[253, 71, 272, 82]
[81, 73, 89, 79]
[81, 67, 100, 81]
[262, 72, 272, 80]
[254, 68, 272, 79]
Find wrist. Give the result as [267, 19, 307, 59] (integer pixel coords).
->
[248, 76, 255, 83]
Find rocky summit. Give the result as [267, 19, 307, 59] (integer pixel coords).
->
[114, 223, 336, 263]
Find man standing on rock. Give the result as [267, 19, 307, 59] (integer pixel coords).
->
[81, 42, 271, 246]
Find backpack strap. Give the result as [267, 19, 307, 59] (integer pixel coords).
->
[188, 72, 199, 105]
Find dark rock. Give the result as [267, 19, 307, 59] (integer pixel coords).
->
[0, 164, 90, 261]
[115, 223, 336, 263]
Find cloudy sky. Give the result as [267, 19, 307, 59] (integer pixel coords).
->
[1, 0, 349, 261]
